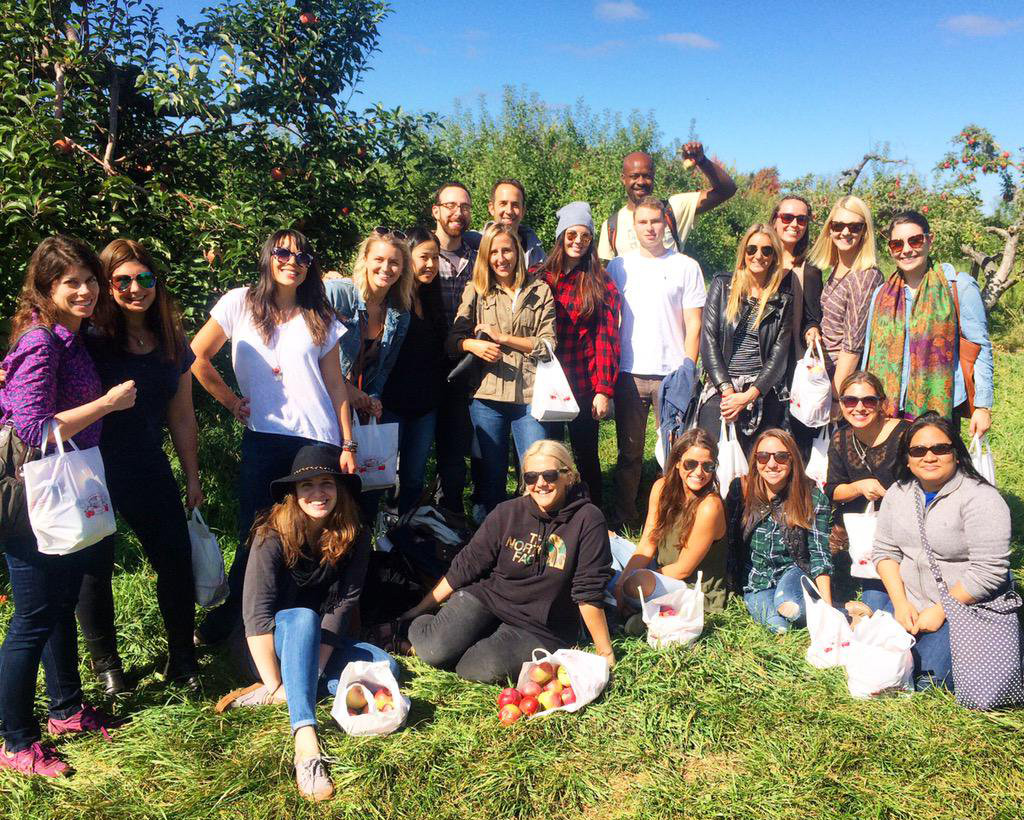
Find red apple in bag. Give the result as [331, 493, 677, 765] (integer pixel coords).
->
[560, 686, 576, 706]
[556, 665, 572, 687]
[520, 680, 542, 698]
[345, 686, 367, 711]
[536, 690, 560, 712]
[529, 662, 554, 685]
[519, 695, 539, 715]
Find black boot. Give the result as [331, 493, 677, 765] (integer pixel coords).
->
[164, 643, 202, 693]
[90, 654, 130, 696]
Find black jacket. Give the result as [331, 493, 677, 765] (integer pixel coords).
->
[700, 271, 793, 397]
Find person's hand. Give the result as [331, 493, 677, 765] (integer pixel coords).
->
[348, 386, 372, 413]
[720, 389, 751, 422]
[474, 323, 506, 346]
[893, 600, 920, 635]
[365, 396, 383, 420]
[106, 380, 137, 412]
[915, 603, 946, 633]
[229, 395, 250, 423]
[338, 449, 357, 475]
[804, 326, 822, 349]
[856, 478, 887, 502]
[465, 338, 502, 363]
[592, 393, 611, 420]
[680, 141, 706, 164]
[597, 647, 616, 669]
[969, 407, 992, 437]
[186, 475, 203, 509]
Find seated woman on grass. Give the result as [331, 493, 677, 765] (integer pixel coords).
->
[402, 440, 615, 682]
[736, 429, 833, 633]
[610, 429, 729, 634]
[214, 445, 397, 803]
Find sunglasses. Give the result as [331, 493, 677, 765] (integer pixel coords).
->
[888, 233, 928, 253]
[907, 443, 954, 458]
[745, 244, 775, 258]
[373, 226, 407, 240]
[839, 395, 881, 411]
[271, 246, 314, 268]
[681, 459, 716, 474]
[111, 271, 157, 292]
[755, 450, 792, 465]
[829, 221, 865, 235]
[565, 230, 592, 244]
[776, 213, 809, 227]
[523, 468, 569, 486]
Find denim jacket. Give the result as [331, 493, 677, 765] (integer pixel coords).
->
[325, 279, 410, 399]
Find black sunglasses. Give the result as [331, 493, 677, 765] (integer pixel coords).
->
[888, 234, 928, 253]
[755, 450, 792, 465]
[907, 443, 954, 458]
[829, 221, 865, 235]
[840, 395, 881, 411]
[745, 244, 775, 258]
[681, 459, 716, 474]
[271, 246, 314, 268]
[776, 213, 809, 226]
[523, 468, 569, 486]
[111, 271, 157, 292]
[373, 226, 407, 240]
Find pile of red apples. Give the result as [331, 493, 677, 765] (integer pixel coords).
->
[497, 661, 576, 726]
[345, 684, 395, 716]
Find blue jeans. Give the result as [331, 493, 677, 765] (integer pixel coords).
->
[274, 608, 399, 733]
[469, 399, 546, 512]
[0, 541, 89, 752]
[382, 408, 437, 514]
[744, 565, 809, 634]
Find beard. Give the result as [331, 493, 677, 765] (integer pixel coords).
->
[439, 218, 467, 239]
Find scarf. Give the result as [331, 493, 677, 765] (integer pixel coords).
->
[865, 264, 956, 419]
[290, 543, 346, 616]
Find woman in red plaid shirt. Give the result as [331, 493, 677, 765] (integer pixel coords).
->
[535, 202, 621, 506]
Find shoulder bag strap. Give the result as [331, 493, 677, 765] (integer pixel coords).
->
[607, 209, 618, 256]
[913, 488, 953, 595]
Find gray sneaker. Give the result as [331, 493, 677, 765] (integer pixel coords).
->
[214, 683, 270, 713]
[295, 756, 334, 802]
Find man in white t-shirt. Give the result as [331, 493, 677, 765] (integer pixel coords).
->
[607, 197, 707, 529]
[597, 142, 736, 262]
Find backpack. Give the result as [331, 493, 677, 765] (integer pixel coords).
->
[607, 198, 681, 257]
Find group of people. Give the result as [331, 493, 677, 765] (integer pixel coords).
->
[0, 142, 1014, 802]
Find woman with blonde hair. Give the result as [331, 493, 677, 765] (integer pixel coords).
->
[697, 223, 793, 453]
[807, 195, 882, 397]
[447, 223, 556, 512]
[402, 438, 615, 681]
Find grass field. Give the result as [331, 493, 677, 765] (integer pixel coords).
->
[2, 355, 1024, 819]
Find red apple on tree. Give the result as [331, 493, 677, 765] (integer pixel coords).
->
[270, 167, 286, 181]
[518, 695, 539, 715]
[529, 662, 553, 685]
[498, 703, 522, 726]
[299, 11, 318, 25]
[53, 138, 73, 155]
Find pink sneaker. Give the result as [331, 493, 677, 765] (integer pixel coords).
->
[46, 704, 126, 741]
[0, 741, 71, 778]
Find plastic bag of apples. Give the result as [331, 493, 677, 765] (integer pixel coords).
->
[639, 572, 704, 649]
[497, 648, 611, 725]
[330, 660, 410, 736]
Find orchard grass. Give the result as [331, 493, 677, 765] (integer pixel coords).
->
[2, 357, 1024, 819]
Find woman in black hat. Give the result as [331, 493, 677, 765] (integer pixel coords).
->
[214, 444, 397, 803]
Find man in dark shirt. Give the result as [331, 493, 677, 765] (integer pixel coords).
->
[466, 178, 546, 270]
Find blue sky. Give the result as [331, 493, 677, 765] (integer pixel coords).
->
[167, 1, 1023, 208]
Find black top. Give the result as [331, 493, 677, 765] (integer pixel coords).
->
[443, 485, 612, 647]
[381, 283, 447, 417]
[824, 420, 911, 519]
[86, 334, 194, 460]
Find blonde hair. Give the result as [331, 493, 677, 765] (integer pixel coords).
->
[808, 195, 877, 272]
[351, 234, 413, 312]
[725, 224, 787, 324]
[472, 223, 526, 296]
[520, 439, 580, 489]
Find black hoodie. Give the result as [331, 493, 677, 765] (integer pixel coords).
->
[443, 485, 612, 646]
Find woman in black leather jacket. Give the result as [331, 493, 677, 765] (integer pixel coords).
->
[697, 224, 793, 455]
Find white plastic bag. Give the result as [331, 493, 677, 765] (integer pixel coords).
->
[801, 575, 852, 668]
[530, 341, 579, 422]
[789, 339, 832, 428]
[22, 422, 115, 556]
[515, 648, 609, 717]
[845, 502, 879, 580]
[188, 508, 228, 607]
[330, 660, 410, 736]
[351, 414, 399, 491]
[969, 434, 996, 486]
[716, 422, 748, 499]
[639, 574, 705, 649]
[844, 611, 915, 699]
[805, 427, 829, 489]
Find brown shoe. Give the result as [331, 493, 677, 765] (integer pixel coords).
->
[214, 683, 268, 714]
[295, 756, 335, 802]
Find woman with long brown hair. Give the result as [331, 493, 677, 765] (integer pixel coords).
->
[735, 429, 832, 633]
[74, 238, 203, 693]
[215, 445, 397, 802]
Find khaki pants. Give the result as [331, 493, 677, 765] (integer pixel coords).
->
[612, 372, 664, 528]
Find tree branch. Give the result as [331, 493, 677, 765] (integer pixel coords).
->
[840, 152, 904, 192]
[102, 65, 120, 172]
[985, 226, 1011, 241]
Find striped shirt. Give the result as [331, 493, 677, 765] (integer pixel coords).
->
[819, 266, 882, 364]
[728, 299, 762, 377]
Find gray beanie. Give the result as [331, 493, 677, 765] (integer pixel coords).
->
[555, 201, 594, 238]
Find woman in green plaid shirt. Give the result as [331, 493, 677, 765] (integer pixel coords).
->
[734, 428, 833, 633]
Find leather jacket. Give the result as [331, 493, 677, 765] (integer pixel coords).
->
[699, 271, 793, 397]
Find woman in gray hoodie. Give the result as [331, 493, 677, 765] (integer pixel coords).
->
[871, 412, 1011, 691]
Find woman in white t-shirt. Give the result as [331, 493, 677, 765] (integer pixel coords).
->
[190, 229, 357, 644]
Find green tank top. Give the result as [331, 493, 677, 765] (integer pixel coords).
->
[656, 516, 730, 614]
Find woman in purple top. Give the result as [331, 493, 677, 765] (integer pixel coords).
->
[0, 237, 136, 779]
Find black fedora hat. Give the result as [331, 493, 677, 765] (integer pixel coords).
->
[270, 444, 362, 502]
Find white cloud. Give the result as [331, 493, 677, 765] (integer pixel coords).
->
[658, 32, 719, 50]
[939, 14, 1022, 37]
[595, 1, 646, 21]
[554, 39, 627, 58]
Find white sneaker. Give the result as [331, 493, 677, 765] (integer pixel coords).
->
[295, 756, 335, 802]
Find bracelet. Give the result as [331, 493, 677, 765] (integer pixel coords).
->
[341, 440, 358, 453]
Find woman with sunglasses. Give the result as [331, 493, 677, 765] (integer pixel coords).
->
[402, 439, 615, 681]
[536, 202, 621, 506]
[869, 412, 1009, 691]
[736, 429, 832, 633]
[697, 224, 792, 454]
[807, 196, 882, 398]
[862, 211, 993, 434]
[73, 239, 203, 693]
[191, 229, 356, 646]
[610, 429, 729, 630]
[448, 223, 556, 513]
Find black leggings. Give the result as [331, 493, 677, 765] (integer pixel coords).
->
[408, 590, 561, 683]
[76, 452, 196, 670]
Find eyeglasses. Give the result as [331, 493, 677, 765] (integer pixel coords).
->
[437, 202, 471, 213]
[829, 221, 865, 235]
[271, 247, 314, 268]
[907, 443, 954, 458]
[373, 226, 407, 240]
[755, 450, 792, 465]
[565, 230, 592, 245]
[776, 213, 809, 227]
[681, 459, 716, 474]
[839, 395, 881, 411]
[111, 271, 157, 292]
[745, 244, 775, 258]
[523, 468, 569, 485]
[888, 234, 928, 253]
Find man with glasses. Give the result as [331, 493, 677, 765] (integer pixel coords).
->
[597, 142, 736, 262]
